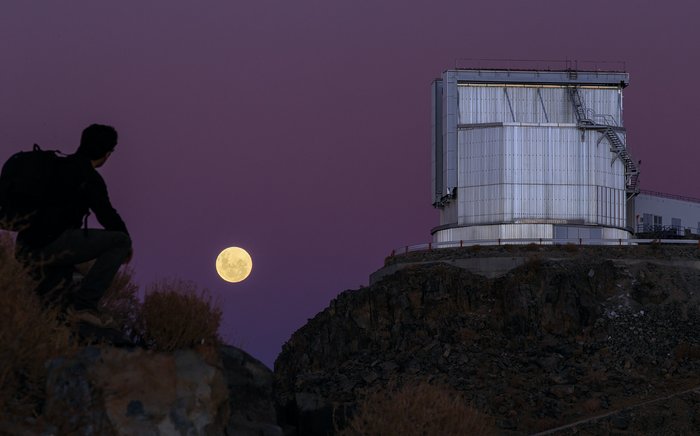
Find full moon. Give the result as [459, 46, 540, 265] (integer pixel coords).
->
[215, 247, 253, 283]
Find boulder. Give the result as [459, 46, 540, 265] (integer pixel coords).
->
[44, 346, 229, 435]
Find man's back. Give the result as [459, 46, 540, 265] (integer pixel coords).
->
[17, 153, 127, 250]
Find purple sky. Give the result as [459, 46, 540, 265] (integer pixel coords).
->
[1, 1, 698, 367]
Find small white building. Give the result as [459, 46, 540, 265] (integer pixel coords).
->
[632, 191, 700, 236]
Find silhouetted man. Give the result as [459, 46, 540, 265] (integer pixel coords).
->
[15, 124, 132, 327]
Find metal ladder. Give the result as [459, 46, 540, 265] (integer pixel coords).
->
[568, 86, 640, 199]
[568, 86, 590, 125]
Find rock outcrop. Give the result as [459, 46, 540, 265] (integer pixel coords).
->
[220, 345, 283, 436]
[44, 346, 230, 435]
[275, 245, 700, 435]
[1, 345, 282, 436]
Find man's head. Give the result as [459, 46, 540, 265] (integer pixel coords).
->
[76, 124, 118, 164]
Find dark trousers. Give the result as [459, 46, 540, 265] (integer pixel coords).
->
[16, 229, 132, 311]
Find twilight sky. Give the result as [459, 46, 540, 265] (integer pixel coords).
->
[1, 0, 698, 367]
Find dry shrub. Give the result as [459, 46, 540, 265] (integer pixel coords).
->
[337, 381, 496, 436]
[563, 242, 579, 252]
[99, 267, 141, 339]
[504, 243, 518, 252]
[0, 233, 74, 418]
[0, 232, 34, 293]
[520, 254, 544, 283]
[140, 279, 222, 351]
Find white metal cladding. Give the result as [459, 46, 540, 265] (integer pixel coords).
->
[432, 224, 630, 244]
[457, 85, 621, 125]
[431, 79, 443, 203]
[444, 72, 459, 193]
[578, 87, 622, 125]
[456, 124, 626, 228]
[601, 227, 630, 240]
[434, 224, 553, 242]
[440, 202, 458, 226]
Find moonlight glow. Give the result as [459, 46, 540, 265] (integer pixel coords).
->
[215, 247, 252, 283]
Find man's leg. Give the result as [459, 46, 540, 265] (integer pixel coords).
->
[36, 229, 132, 311]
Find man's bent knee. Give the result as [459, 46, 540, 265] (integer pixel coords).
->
[112, 232, 131, 249]
[110, 232, 132, 259]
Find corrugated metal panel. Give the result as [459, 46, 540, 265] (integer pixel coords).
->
[455, 125, 626, 227]
[578, 88, 621, 125]
[440, 202, 458, 225]
[601, 227, 630, 240]
[433, 224, 555, 242]
[539, 87, 574, 123]
[444, 72, 459, 193]
[458, 85, 510, 124]
[433, 224, 629, 244]
[459, 126, 503, 186]
[457, 85, 620, 125]
[431, 80, 443, 202]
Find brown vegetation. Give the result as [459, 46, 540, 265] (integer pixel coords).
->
[140, 278, 222, 351]
[336, 381, 496, 436]
[0, 233, 75, 419]
[0, 233, 224, 420]
[100, 267, 142, 339]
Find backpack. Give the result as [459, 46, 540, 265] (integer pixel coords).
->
[0, 144, 64, 232]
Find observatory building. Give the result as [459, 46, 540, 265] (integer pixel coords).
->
[431, 68, 639, 244]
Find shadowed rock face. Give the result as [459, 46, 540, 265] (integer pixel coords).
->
[220, 345, 283, 436]
[35, 345, 283, 436]
[44, 347, 230, 435]
[275, 247, 700, 435]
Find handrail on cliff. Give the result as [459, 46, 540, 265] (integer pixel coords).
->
[390, 238, 700, 256]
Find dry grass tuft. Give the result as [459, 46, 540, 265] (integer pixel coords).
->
[337, 380, 496, 436]
[0, 233, 75, 419]
[563, 242, 579, 252]
[100, 267, 141, 340]
[140, 279, 222, 351]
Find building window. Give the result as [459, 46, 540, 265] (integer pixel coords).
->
[672, 218, 682, 235]
[653, 215, 663, 231]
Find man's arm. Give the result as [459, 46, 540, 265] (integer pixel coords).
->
[86, 171, 129, 235]
[86, 171, 132, 263]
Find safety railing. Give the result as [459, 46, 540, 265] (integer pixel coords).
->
[583, 109, 619, 127]
[635, 224, 700, 237]
[390, 237, 700, 256]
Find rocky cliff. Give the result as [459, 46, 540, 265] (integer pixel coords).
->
[0, 345, 282, 436]
[275, 245, 700, 435]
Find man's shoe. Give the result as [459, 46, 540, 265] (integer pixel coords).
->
[66, 307, 117, 329]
